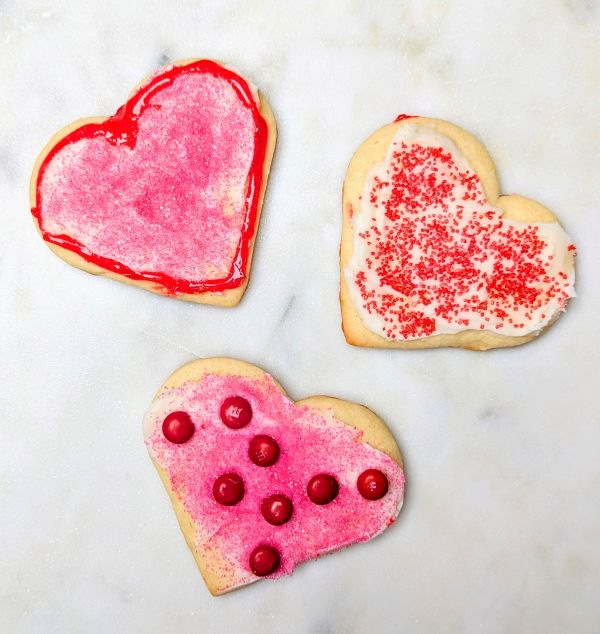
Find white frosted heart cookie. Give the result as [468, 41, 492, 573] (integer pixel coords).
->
[143, 358, 405, 595]
[30, 59, 276, 306]
[340, 115, 576, 350]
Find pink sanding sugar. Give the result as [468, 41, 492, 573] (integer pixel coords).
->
[39, 70, 257, 281]
[145, 373, 405, 591]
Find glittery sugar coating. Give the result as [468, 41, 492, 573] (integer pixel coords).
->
[347, 124, 576, 340]
[32, 60, 268, 293]
[144, 373, 404, 593]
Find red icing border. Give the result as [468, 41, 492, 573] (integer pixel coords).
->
[31, 60, 269, 294]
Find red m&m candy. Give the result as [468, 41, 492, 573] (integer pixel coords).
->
[249, 544, 280, 576]
[213, 473, 245, 506]
[220, 396, 252, 429]
[261, 494, 293, 526]
[248, 435, 280, 467]
[357, 469, 389, 500]
[162, 411, 195, 444]
[307, 474, 339, 505]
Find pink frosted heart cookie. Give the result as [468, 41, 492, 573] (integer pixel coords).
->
[31, 59, 276, 306]
[143, 358, 405, 595]
[340, 116, 576, 349]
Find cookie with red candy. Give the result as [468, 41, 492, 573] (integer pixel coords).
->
[341, 115, 576, 349]
[143, 358, 405, 595]
[30, 59, 276, 306]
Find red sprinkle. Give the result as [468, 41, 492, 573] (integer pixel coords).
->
[162, 411, 195, 444]
[248, 435, 280, 467]
[249, 544, 281, 576]
[307, 474, 339, 505]
[261, 494, 293, 526]
[357, 469, 389, 500]
[212, 473, 245, 506]
[220, 396, 252, 429]
[353, 138, 574, 339]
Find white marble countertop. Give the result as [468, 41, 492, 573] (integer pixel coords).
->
[2, 1, 600, 632]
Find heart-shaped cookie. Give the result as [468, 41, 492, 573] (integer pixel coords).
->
[30, 59, 276, 306]
[143, 358, 405, 595]
[341, 116, 576, 349]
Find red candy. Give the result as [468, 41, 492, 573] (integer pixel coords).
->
[261, 494, 293, 526]
[220, 396, 252, 429]
[213, 473, 245, 506]
[162, 411, 195, 444]
[357, 469, 389, 500]
[307, 474, 339, 505]
[248, 435, 280, 467]
[249, 544, 280, 576]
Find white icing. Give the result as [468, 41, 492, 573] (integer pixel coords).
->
[345, 123, 576, 340]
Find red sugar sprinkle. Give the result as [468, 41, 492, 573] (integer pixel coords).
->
[353, 141, 573, 339]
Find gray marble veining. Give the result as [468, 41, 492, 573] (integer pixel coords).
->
[2, 1, 600, 632]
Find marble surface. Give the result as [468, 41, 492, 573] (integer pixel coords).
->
[2, 1, 600, 632]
